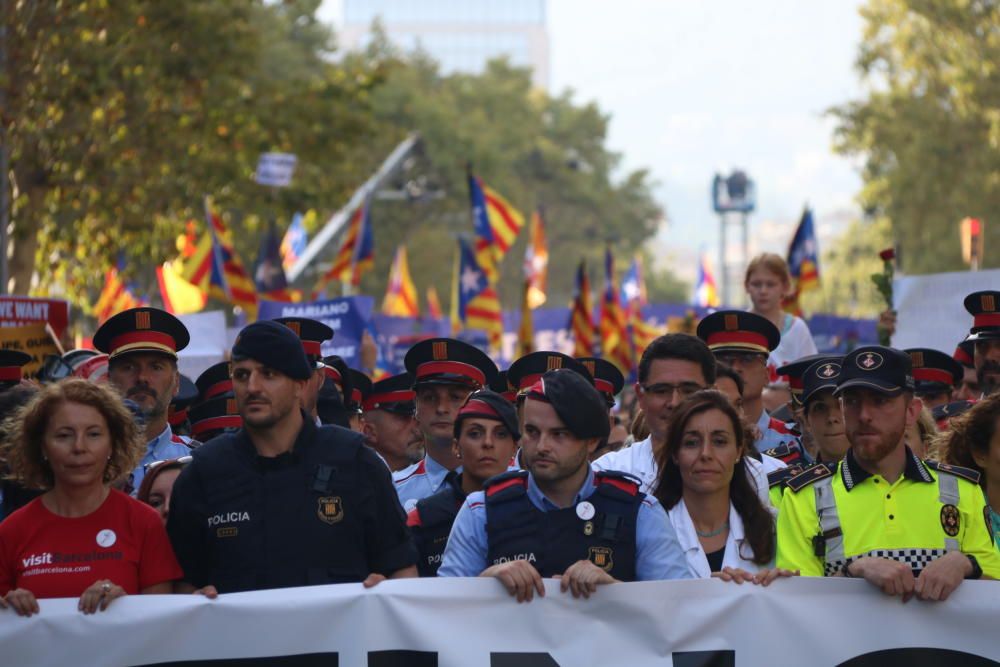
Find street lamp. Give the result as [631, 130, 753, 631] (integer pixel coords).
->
[711, 170, 756, 306]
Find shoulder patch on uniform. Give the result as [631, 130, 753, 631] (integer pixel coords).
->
[768, 417, 800, 436]
[785, 463, 833, 493]
[925, 460, 981, 485]
[484, 470, 529, 497]
[766, 466, 796, 488]
[594, 470, 640, 496]
[764, 445, 792, 459]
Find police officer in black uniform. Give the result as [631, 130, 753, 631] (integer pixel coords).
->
[166, 320, 416, 595]
[407, 389, 520, 576]
[905, 348, 964, 410]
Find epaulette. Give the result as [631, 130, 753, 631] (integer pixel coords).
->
[594, 470, 641, 496]
[785, 463, 834, 493]
[925, 460, 981, 485]
[763, 444, 795, 459]
[484, 469, 529, 498]
[768, 417, 801, 437]
[766, 466, 797, 489]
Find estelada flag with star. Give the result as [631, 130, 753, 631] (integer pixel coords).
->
[457, 236, 502, 349]
[467, 168, 525, 284]
[784, 206, 820, 315]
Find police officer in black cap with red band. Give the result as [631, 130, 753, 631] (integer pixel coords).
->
[167, 320, 416, 595]
[963, 290, 1000, 397]
[439, 369, 690, 600]
[361, 373, 422, 472]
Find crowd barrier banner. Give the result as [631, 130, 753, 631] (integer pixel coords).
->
[1, 578, 998, 667]
[894, 269, 1000, 353]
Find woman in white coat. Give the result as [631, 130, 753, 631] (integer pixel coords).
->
[654, 390, 796, 584]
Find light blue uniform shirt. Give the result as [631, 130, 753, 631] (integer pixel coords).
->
[393, 455, 456, 513]
[128, 425, 192, 496]
[438, 467, 692, 581]
[754, 410, 811, 463]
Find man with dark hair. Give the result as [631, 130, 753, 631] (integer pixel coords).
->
[777, 345, 1000, 598]
[439, 370, 689, 599]
[167, 320, 416, 595]
[94, 307, 194, 494]
[963, 291, 1000, 397]
[394, 338, 498, 512]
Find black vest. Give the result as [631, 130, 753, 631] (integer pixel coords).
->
[484, 469, 642, 581]
[412, 474, 465, 577]
[193, 420, 372, 593]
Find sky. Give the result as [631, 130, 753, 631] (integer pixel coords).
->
[319, 0, 867, 290]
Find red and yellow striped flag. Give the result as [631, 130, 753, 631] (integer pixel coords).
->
[466, 286, 503, 351]
[382, 246, 419, 318]
[524, 207, 548, 308]
[600, 248, 631, 373]
[426, 285, 444, 320]
[468, 172, 525, 283]
[570, 260, 595, 357]
[94, 267, 144, 323]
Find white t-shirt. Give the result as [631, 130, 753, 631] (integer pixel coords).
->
[768, 314, 818, 384]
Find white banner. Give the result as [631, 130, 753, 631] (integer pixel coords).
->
[893, 269, 1000, 352]
[2, 578, 999, 666]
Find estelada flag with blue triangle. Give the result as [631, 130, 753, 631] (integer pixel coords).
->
[317, 196, 375, 291]
[785, 206, 820, 315]
[467, 168, 525, 284]
[280, 212, 309, 271]
[457, 236, 502, 350]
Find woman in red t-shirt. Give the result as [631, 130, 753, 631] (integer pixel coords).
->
[0, 379, 182, 616]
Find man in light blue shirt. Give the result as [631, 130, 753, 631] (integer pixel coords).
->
[440, 369, 690, 601]
[393, 338, 498, 512]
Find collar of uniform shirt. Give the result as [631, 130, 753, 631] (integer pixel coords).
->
[842, 446, 933, 491]
[143, 425, 175, 462]
[423, 453, 456, 490]
[235, 409, 316, 464]
[527, 466, 596, 511]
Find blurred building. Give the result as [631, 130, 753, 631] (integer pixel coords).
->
[338, 0, 550, 89]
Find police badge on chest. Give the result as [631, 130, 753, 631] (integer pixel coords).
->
[318, 496, 344, 524]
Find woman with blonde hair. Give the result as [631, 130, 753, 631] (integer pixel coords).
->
[0, 379, 181, 616]
[744, 253, 818, 383]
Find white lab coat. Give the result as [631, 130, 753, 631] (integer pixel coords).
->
[668, 499, 770, 578]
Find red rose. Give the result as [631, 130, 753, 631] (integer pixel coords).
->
[878, 248, 895, 262]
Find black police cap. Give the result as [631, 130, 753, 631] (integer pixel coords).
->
[489, 370, 518, 403]
[801, 359, 842, 406]
[0, 350, 31, 384]
[365, 373, 415, 415]
[273, 317, 334, 361]
[576, 356, 625, 405]
[697, 310, 780, 355]
[195, 361, 233, 401]
[454, 389, 521, 441]
[525, 369, 610, 441]
[777, 354, 842, 399]
[93, 307, 190, 360]
[404, 337, 498, 389]
[964, 291, 1000, 342]
[835, 346, 914, 396]
[932, 399, 975, 424]
[347, 369, 373, 410]
[322, 355, 353, 400]
[232, 320, 313, 380]
[905, 348, 963, 395]
[507, 351, 593, 394]
[189, 395, 242, 441]
[953, 340, 975, 369]
[170, 374, 198, 413]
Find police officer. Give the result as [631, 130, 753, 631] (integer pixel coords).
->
[361, 373, 423, 472]
[195, 361, 234, 402]
[963, 290, 1000, 397]
[394, 338, 498, 511]
[93, 307, 194, 494]
[346, 368, 372, 433]
[318, 355, 354, 429]
[188, 395, 242, 443]
[407, 389, 520, 576]
[577, 357, 625, 459]
[167, 374, 198, 437]
[439, 369, 690, 600]
[697, 310, 810, 467]
[274, 317, 334, 422]
[953, 340, 980, 400]
[776, 345, 1000, 599]
[0, 351, 30, 392]
[166, 320, 416, 594]
[905, 348, 963, 410]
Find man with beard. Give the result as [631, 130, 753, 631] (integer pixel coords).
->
[167, 320, 416, 594]
[394, 338, 498, 512]
[439, 370, 690, 599]
[777, 346, 1000, 599]
[964, 291, 1000, 397]
[94, 307, 193, 495]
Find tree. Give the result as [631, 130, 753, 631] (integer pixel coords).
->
[830, 0, 1000, 275]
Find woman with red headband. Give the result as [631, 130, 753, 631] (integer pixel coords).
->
[407, 389, 520, 576]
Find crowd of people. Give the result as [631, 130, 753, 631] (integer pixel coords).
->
[0, 253, 997, 620]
